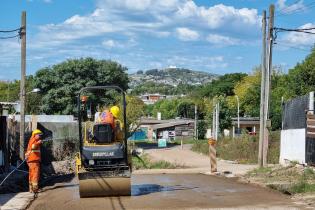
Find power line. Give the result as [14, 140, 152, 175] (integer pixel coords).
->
[278, 0, 301, 14]
[0, 27, 22, 40]
[276, 0, 315, 17]
[274, 42, 312, 52]
[0, 34, 20, 39]
[0, 28, 21, 33]
[274, 27, 315, 40]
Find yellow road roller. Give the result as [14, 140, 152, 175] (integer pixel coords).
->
[75, 86, 131, 197]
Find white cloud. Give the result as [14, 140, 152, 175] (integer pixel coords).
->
[101, 38, 137, 49]
[43, 0, 52, 3]
[282, 23, 315, 46]
[102, 40, 116, 48]
[165, 55, 227, 70]
[206, 34, 240, 45]
[31, 0, 260, 47]
[209, 56, 224, 62]
[176, 27, 199, 41]
[277, 0, 305, 14]
[175, 2, 260, 29]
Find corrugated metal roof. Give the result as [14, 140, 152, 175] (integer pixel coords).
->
[152, 120, 194, 130]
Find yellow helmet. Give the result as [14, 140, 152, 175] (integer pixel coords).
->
[32, 129, 42, 136]
[110, 106, 120, 118]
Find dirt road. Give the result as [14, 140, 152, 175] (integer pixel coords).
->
[144, 144, 257, 175]
[28, 174, 304, 210]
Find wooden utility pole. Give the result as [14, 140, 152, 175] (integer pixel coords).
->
[263, 4, 275, 166]
[215, 103, 219, 140]
[19, 11, 26, 159]
[212, 102, 216, 139]
[259, 10, 267, 167]
[194, 104, 198, 140]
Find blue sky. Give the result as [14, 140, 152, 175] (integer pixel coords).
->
[1, 0, 315, 80]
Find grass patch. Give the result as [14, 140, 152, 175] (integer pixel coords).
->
[246, 164, 315, 194]
[247, 167, 273, 176]
[191, 131, 280, 164]
[132, 154, 186, 170]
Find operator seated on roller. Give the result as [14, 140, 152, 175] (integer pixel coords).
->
[96, 106, 123, 141]
[110, 106, 124, 141]
[25, 129, 43, 193]
[97, 107, 115, 129]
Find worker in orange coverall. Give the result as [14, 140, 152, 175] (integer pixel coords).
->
[25, 129, 43, 193]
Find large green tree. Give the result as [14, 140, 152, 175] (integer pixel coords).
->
[286, 47, 315, 97]
[192, 73, 247, 99]
[33, 58, 129, 115]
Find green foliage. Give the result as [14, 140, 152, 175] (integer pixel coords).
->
[131, 81, 197, 95]
[132, 154, 185, 169]
[193, 73, 247, 98]
[151, 99, 180, 119]
[0, 80, 20, 102]
[197, 120, 207, 139]
[131, 81, 175, 95]
[33, 58, 129, 115]
[125, 96, 145, 136]
[177, 100, 195, 118]
[286, 47, 315, 97]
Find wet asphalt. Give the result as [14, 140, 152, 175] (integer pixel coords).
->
[28, 174, 304, 210]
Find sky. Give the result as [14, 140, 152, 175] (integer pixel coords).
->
[1, 0, 315, 80]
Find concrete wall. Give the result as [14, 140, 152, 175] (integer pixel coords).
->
[280, 129, 306, 165]
[39, 122, 79, 162]
[14, 115, 75, 123]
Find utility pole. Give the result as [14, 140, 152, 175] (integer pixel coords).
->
[194, 104, 198, 140]
[263, 4, 275, 167]
[235, 95, 240, 135]
[212, 102, 216, 139]
[215, 103, 219, 140]
[19, 11, 26, 160]
[258, 10, 267, 167]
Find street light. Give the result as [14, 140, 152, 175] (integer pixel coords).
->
[18, 88, 41, 96]
[29, 88, 40, 94]
[235, 95, 240, 135]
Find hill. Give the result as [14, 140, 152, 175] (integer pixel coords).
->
[129, 67, 218, 90]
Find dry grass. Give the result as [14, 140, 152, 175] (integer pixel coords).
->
[192, 131, 280, 164]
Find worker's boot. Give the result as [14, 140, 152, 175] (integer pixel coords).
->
[33, 183, 39, 193]
[29, 183, 34, 193]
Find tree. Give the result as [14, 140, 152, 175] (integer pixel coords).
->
[177, 101, 195, 118]
[33, 58, 129, 115]
[192, 73, 247, 99]
[124, 96, 145, 137]
[286, 47, 315, 97]
[233, 69, 261, 117]
[197, 120, 207, 139]
[151, 99, 180, 119]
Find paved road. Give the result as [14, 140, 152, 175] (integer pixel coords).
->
[28, 174, 304, 210]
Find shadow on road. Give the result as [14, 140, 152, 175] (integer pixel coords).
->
[40, 173, 75, 190]
[132, 184, 197, 196]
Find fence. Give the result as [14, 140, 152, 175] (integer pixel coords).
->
[4, 115, 79, 169]
[280, 92, 315, 165]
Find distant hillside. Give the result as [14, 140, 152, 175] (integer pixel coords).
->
[129, 68, 218, 90]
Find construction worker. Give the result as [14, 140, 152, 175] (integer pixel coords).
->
[110, 106, 124, 140]
[25, 129, 43, 193]
[97, 107, 116, 129]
